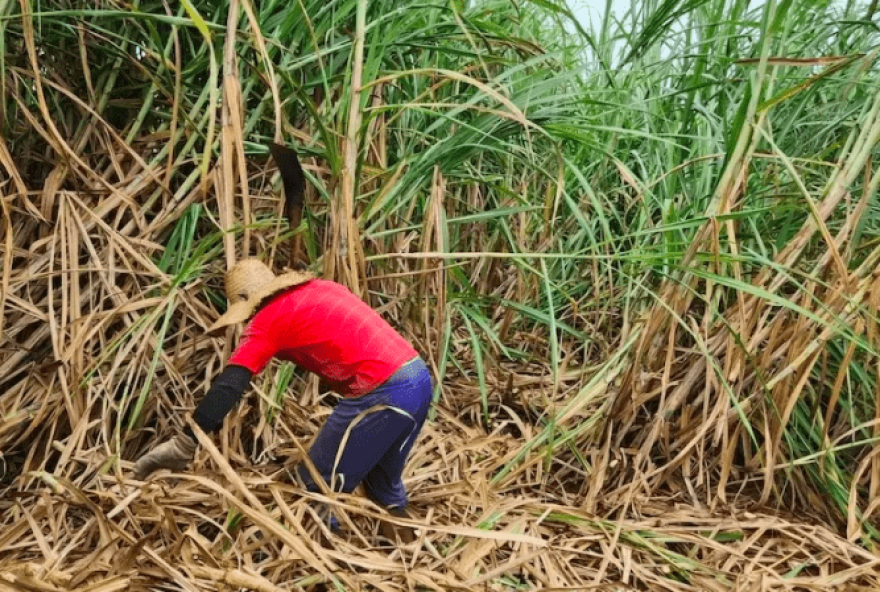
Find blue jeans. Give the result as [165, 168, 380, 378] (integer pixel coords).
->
[297, 357, 432, 508]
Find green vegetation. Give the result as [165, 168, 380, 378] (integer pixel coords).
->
[2, 0, 880, 588]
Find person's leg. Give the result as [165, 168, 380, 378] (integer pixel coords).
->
[296, 390, 413, 532]
[295, 358, 431, 535]
[361, 359, 433, 509]
[296, 389, 412, 495]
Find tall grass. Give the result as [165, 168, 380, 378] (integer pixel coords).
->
[2, 0, 880, 563]
[547, 0, 880, 540]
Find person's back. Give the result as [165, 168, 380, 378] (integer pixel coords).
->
[228, 279, 417, 397]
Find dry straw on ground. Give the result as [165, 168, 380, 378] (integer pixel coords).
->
[3, 376, 880, 591]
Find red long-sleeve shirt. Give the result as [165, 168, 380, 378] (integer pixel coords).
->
[227, 280, 418, 397]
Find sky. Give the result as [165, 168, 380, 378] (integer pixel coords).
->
[570, 0, 775, 26]
[570, 0, 627, 27]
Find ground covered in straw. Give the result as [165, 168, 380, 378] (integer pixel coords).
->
[3, 374, 879, 591]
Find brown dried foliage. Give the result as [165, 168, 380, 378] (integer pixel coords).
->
[2, 5, 880, 592]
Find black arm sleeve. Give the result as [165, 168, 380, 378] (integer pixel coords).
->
[185, 365, 254, 441]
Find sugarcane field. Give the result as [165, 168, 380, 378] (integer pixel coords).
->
[3, 0, 880, 590]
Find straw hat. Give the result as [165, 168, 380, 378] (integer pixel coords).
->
[208, 259, 313, 332]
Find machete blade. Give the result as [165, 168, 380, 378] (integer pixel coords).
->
[268, 142, 308, 271]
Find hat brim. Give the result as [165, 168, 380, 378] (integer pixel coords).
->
[208, 270, 313, 333]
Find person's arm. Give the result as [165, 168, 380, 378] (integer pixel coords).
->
[131, 365, 254, 481]
[185, 364, 254, 438]
[133, 312, 280, 481]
